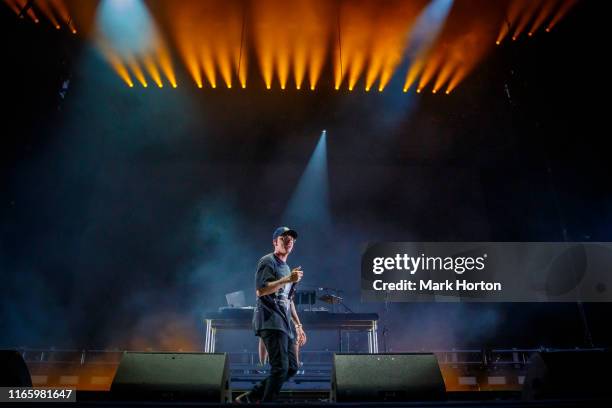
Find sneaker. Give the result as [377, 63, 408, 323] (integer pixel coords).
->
[234, 391, 255, 404]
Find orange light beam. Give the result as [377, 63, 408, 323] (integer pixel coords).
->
[418, 54, 443, 92]
[17, 0, 40, 23]
[547, 0, 578, 31]
[107, 53, 134, 87]
[308, 47, 325, 90]
[528, 0, 556, 35]
[378, 54, 400, 92]
[334, 57, 343, 89]
[37, 0, 61, 29]
[126, 56, 148, 88]
[217, 49, 233, 89]
[96, 41, 134, 87]
[143, 55, 163, 87]
[157, 47, 177, 88]
[293, 46, 307, 90]
[49, 0, 70, 23]
[276, 49, 290, 90]
[347, 52, 365, 91]
[261, 51, 273, 89]
[236, 10, 247, 88]
[433, 60, 458, 93]
[403, 58, 425, 92]
[185, 52, 202, 88]
[238, 53, 247, 88]
[201, 47, 217, 88]
[5, 0, 21, 15]
[446, 66, 467, 94]
[239, 55, 247, 88]
[513, 0, 541, 40]
[498, 0, 529, 44]
[236, 44, 247, 88]
[496, 21, 510, 44]
[365, 55, 383, 92]
[14, 0, 39, 23]
[334, 34, 344, 90]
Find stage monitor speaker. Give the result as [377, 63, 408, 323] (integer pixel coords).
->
[522, 350, 612, 400]
[331, 353, 446, 402]
[0, 350, 32, 387]
[111, 352, 230, 402]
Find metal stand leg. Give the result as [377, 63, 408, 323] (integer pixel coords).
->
[346, 332, 350, 353]
[204, 319, 212, 353]
[372, 321, 379, 353]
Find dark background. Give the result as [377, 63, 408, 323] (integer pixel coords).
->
[1, 0, 610, 352]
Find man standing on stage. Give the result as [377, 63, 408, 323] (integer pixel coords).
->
[235, 226, 307, 403]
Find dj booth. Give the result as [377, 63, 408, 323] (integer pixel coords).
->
[203, 309, 379, 353]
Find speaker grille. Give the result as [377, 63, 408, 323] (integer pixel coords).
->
[111, 352, 230, 402]
[332, 353, 445, 402]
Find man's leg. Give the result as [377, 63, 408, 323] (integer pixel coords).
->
[258, 337, 268, 365]
[249, 330, 289, 402]
[287, 336, 299, 379]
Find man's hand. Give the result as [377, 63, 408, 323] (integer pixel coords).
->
[287, 266, 303, 283]
[296, 326, 307, 347]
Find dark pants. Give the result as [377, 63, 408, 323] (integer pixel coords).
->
[250, 329, 298, 402]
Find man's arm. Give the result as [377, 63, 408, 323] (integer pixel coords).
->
[290, 300, 302, 327]
[256, 276, 291, 297]
[256, 267, 303, 297]
[290, 300, 307, 346]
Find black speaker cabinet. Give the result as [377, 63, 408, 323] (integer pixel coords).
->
[0, 350, 32, 387]
[111, 352, 230, 402]
[523, 350, 612, 400]
[331, 353, 446, 402]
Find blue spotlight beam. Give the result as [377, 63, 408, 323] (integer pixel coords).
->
[95, 0, 157, 57]
[283, 130, 331, 230]
[405, 0, 454, 58]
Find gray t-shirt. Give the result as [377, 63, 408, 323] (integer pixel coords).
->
[252, 253, 295, 339]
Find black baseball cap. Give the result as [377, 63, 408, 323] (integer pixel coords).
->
[272, 226, 298, 241]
